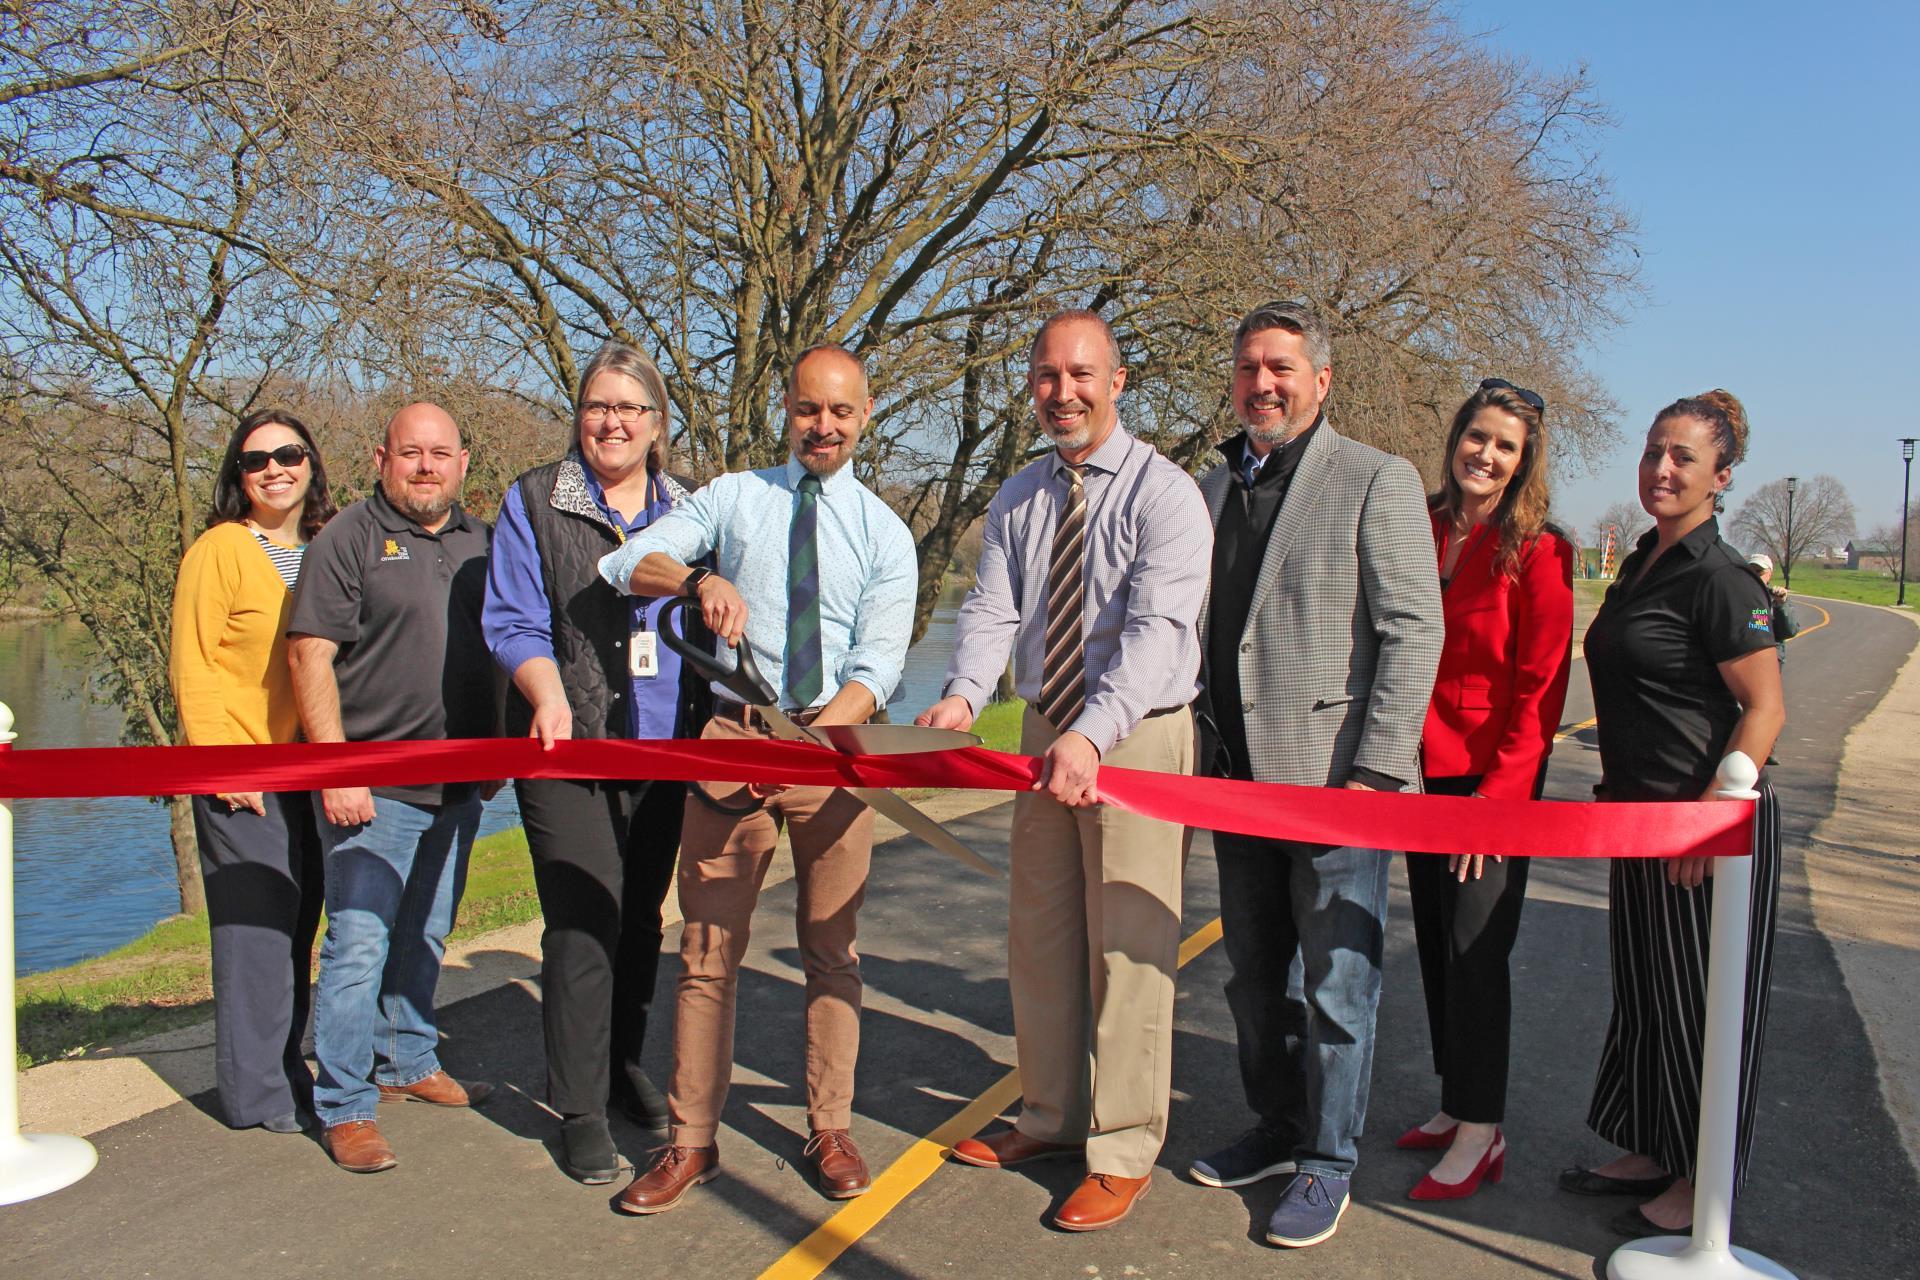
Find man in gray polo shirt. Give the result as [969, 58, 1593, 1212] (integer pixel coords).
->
[289, 401, 498, 1174]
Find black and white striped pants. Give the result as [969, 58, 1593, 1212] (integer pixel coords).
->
[1586, 785, 1780, 1189]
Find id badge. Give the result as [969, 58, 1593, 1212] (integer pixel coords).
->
[629, 629, 658, 678]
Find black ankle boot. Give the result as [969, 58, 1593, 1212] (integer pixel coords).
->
[559, 1114, 621, 1185]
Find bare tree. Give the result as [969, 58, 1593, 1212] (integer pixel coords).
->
[312, 0, 1640, 637]
[1864, 508, 1919, 582]
[1729, 475, 1856, 578]
[0, 0, 447, 911]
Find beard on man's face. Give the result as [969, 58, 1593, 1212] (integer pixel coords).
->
[382, 474, 454, 523]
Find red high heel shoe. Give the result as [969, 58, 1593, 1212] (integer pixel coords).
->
[1408, 1130, 1505, 1201]
[1394, 1122, 1458, 1151]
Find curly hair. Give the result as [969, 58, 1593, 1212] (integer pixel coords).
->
[1653, 388, 1748, 470]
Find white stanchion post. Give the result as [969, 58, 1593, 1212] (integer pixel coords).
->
[0, 701, 99, 1204]
[1608, 751, 1792, 1279]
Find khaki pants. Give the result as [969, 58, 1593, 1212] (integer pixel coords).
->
[667, 716, 875, 1146]
[1008, 705, 1192, 1177]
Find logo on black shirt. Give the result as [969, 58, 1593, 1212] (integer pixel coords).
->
[381, 538, 411, 562]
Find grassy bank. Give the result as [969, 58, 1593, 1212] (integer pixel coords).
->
[1580, 566, 1914, 612]
[12, 825, 538, 1070]
[1774, 566, 1915, 609]
[12, 703, 1029, 1069]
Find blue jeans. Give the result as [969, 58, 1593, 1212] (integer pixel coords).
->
[312, 793, 482, 1125]
[1214, 833, 1391, 1177]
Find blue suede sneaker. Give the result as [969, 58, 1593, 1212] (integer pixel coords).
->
[1190, 1123, 1296, 1188]
[1265, 1171, 1351, 1248]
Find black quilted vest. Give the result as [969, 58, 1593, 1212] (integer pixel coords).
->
[503, 456, 710, 741]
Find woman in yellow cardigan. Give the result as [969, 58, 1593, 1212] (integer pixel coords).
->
[170, 409, 337, 1132]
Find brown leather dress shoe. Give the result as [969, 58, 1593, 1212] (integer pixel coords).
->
[321, 1120, 398, 1174]
[1053, 1172, 1151, 1231]
[804, 1129, 872, 1199]
[614, 1144, 720, 1215]
[377, 1070, 494, 1108]
[949, 1128, 1086, 1169]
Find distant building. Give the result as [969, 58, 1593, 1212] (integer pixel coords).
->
[1845, 540, 1899, 574]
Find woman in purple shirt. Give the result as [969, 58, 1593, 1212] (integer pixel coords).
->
[482, 341, 709, 1185]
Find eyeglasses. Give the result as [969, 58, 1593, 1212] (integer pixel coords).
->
[1479, 378, 1545, 412]
[579, 401, 657, 426]
[236, 444, 311, 473]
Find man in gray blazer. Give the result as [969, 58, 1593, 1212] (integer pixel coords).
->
[1188, 300, 1442, 1248]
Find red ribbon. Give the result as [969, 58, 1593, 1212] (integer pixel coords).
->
[0, 738, 1752, 861]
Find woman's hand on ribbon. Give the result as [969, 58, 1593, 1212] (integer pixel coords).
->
[528, 699, 572, 751]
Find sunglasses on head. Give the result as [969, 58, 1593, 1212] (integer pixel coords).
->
[1478, 378, 1545, 412]
[237, 444, 311, 473]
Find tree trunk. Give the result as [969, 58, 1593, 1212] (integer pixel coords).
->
[168, 794, 205, 915]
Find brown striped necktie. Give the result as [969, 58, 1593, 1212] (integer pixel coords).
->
[1038, 462, 1088, 731]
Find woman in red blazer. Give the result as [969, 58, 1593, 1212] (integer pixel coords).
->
[1398, 379, 1574, 1201]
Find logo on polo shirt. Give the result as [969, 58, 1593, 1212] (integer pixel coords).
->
[1747, 608, 1771, 632]
[381, 538, 411, 562]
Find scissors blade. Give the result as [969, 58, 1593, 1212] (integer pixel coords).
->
[846, 786, 1002, 878]
[753, 705, 1001, 878]
[809, 722, 982, 755]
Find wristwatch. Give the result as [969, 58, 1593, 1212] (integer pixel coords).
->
[682, 566, 714, 596]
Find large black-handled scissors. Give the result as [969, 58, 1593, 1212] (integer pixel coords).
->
[657, 597, 1001, 878]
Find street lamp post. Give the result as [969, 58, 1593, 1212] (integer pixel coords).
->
[1783, 476, 1798, 590]
[1900, 439, 1916, 608]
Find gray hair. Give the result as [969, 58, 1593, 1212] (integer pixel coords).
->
[575, 340, 671, 471]
[1232, 300, 1332, 371]
[789, 343, 870, 399]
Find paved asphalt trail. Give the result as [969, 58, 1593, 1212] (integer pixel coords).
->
[3, 598, 1913, 1279]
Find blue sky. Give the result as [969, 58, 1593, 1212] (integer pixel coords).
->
[1454, 0, 1920, 542]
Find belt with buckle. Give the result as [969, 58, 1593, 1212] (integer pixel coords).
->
[712, 699, 828, 733]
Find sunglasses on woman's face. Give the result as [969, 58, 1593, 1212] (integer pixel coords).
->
[1478, 378, 1546, 412]
[237, 444, 311, 473]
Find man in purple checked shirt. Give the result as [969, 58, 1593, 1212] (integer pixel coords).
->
[919, 309, 1212, 1233]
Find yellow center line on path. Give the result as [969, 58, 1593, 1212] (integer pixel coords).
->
[757, 915, 1227, 1280]
[1555, 716, 1596, 741]
[760, 607, 1840, 1278]
[1787, 601, 1832, 641]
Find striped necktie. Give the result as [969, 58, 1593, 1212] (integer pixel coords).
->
[785, 473, 824, 709]
[1037, 463, 1088, 731]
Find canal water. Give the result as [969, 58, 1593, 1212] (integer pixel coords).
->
[2, 586, 967, 975]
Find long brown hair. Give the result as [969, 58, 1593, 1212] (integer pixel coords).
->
[207, 409, 337, 542]
[1429, 383, 1551, 578]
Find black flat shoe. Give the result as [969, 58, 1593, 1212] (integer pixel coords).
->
[1609, 1205, 1689, 1238]
[559, 1115, 623, 1185]
[1557, 1166, 1678, 1197]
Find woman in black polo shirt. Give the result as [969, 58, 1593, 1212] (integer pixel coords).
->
[1559, 390, 1785, 1238]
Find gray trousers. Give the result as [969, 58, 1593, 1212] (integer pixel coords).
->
[193, 791, 325, 1127]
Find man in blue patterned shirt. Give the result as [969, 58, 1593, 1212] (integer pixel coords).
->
[597, 344, 915, 1213]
